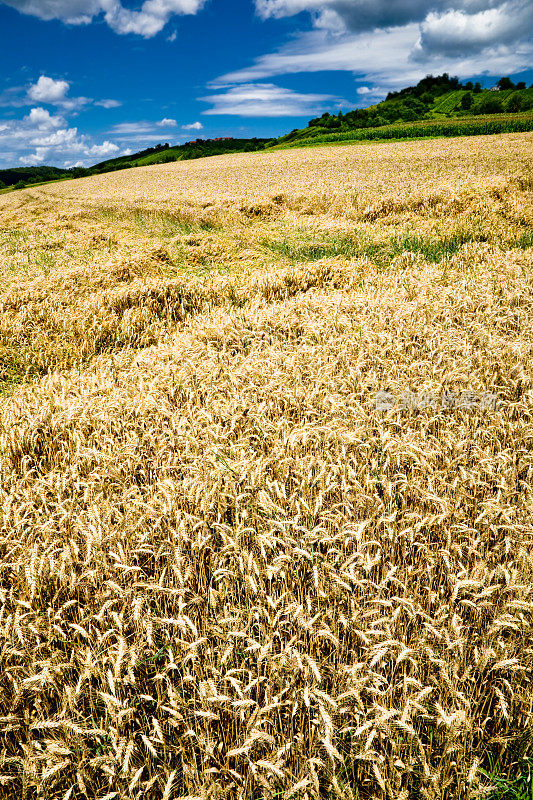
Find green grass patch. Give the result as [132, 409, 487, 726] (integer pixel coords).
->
[0, 349, 29, 396]
[100, 206, 218, 237]
[131, 209, 196, 237]
[517, 230, 533, 249]
[481, 756, 533, 799]
[264, 229, 491, 267]
[266, 235, 358, 261]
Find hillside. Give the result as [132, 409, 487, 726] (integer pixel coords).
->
[0, 164, 68, 190]
[0, 137, 271, 189]
[273, 74, 533, 146]
[2, 75, 533, 192]
[0, 133, 532, 797]
[2, 74, 533, 193]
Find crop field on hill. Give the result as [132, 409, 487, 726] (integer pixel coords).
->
[275, 112, 533, 148]
[0, 132, 532, 800]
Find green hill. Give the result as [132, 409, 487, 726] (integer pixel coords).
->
[0, 165, 67, 190]
[270, 74, 533, 147]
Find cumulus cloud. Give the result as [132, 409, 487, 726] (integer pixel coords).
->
[253, 0, 526, 34]
[0, 105, 123, 168]
[25, 106, 65, 129]
[201, 83, 346, 117]
[2, 0, 207, 36]
[3, 0, 101, 24]
[257, 0, 435, 32]
[0, 76, 117, 112]
[27, 75, 69, 103]
[25, 75, 91, 111]
[18, 150, 49, 165]
[30, 127, 80, 147]
[182, 120, 203, 129]
[156, 117, 178, 126]
[87, 140, 119, 156]
[0, 75, 128, 168]
[415, 1, 533, 57]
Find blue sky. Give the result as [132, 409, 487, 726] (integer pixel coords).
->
[0, 0, 531, 168]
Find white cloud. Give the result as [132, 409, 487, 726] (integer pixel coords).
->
[25, 75, 91, 111]
[2, 0, 207, 37]
[216, 26, 417, 85]
[110, 121, 159, 135]
[415, 1, 533, 57]
[0, 76, 112, 112]
[19, 150, 48, 165]
[0, 108, 125, 169]
[182, 120, 203, 129]
[109, 119, 182, 139]
[25, 106, 65, 129]
[95, 99, 122, 108]
[31, 127, 80, 147]
[255, 0, 445, 32]
[216, 18, 532, 98]
[4, 0, 101, 24]
[156, 117, 178, 126]
[27, 75, 69, 104]
[253, 0, 531, 36]
[87, 140, 120, 156]
[201, 82, 346, 117]
[203, 0, 529, 100]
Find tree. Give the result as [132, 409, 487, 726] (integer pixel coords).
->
[461, 92, 473, 110]
[478, 95, 503, 114]
[508, 95, 523, 112]
[0, 180, 5, 190]
[465, 81, 474, 90]
[14, 181, 26, 190]
[497, 76, 515, 90]
[473, 82, 482, 93]
[515, 82, 526, 90]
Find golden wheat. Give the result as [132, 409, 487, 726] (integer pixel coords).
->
[0, 132, 532, 800]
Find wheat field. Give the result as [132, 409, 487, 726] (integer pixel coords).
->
[0, 133, 532, 800]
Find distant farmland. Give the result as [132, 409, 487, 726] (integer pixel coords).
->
[273, 110, 533, 147]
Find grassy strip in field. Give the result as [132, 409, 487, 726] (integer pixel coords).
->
[99, 205, 220, 235]
[264, 227, 533, 267]
[1, 225, 529, 394]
